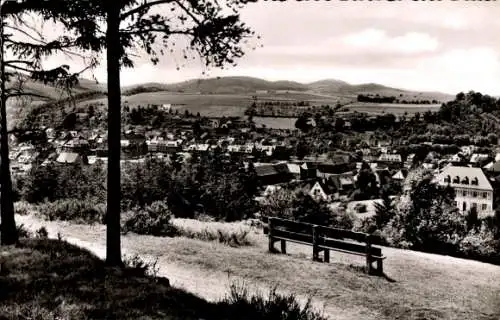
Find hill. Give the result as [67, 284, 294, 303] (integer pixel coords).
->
[120, 76, 454, 102]
[17, 214, 500, 320]
[11, 76, 455, 126]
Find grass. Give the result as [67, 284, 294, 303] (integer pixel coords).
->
[0, 238, 326, 320]
[172, 218, 258, 247]
[76, 91, 354, 119]
[16, 214, 500, 320]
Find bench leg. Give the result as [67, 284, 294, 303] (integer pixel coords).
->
[280, 240, 286, 254]
[376, 259, 383, 275]
[268, 236, 275, 253]
[324, 249, 330, 263]
[366, 256, 373, 274]
[313, 246, 320, 262]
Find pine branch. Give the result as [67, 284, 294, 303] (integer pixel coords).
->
[121, 0, 177, 20]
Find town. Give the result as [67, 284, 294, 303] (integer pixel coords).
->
[2, 0, 500, 319]
[10, 94, 500, 222]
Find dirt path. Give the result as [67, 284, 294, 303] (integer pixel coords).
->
[16, 214, 362, 320]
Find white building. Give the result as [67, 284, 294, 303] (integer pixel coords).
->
[435, 166, 494, 217]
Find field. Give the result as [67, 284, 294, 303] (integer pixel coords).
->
[16, 214, 500, 320]
[76, 91, 355, 118]
[253, 116, 298, 130]
[344, 102, 442, 115]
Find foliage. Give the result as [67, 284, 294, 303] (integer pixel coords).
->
[122, 201, 179, 237]
[15, 224, 33, 239]
[373, 194, 395, 230]
[175, 226, 251, 247]
[122, 254, 160, 278]
[35, 227, 49, 239]
[38, 198, 106, 224]
[18, 162, 106, 204]
[218, 282, 327, 320]
[261, 189, 353, 229]
[459, 223, 500, 264]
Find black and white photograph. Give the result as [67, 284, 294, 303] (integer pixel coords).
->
[0, 0, 499, 319]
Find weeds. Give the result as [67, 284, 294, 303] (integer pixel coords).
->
[177, 227, 252, 247]
[35, 227, 48, 239]
[17, 224, 33, 239]
[218, 281, 328, 320]
[123, 253, 160, 278]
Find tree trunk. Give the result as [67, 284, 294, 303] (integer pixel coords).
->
[0, 19, 18, 245]
[105, 3, 123, 266]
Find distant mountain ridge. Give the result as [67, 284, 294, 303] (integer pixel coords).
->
[121, 76, 454, 101]
[17, 75, 455, 103]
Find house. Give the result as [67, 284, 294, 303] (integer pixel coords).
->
[255, 163, 293, 186]
[328, 172, 355, 196]
[378, 153, 402, 164]
[470, 153, 490, 166]
[404, 153, 415, 168]
[307, 180, 334, 202]
[56, 152, 86, 165]
[392, 169, 408, 181]
[487, 161, 500, 174]
[435, 166, 494, 217]
[262, 185, 282, 197]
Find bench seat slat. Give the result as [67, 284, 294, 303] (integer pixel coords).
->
[273, 229, 313, 243]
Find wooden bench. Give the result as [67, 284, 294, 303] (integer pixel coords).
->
[262, 216, 386, 275]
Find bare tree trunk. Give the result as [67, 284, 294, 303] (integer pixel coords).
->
[105, 3, 122, 266]
[0, 17, 18, 246]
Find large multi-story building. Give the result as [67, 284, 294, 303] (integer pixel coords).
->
[435, 166, 494, 217]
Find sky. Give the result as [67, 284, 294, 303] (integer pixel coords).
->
[26, 1, 500, 95]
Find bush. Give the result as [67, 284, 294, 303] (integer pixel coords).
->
[123, 254, 160, 278]
[218, 282, 327, 320]
[17, 224, 33, 239]
[122, 201, 179, 237]
[459, 225, 500, 264]
[176, 227, 251, 247]
[38, 199, 105, 224]
[35, 227, 48, 239]
[14, 202, 33, 216]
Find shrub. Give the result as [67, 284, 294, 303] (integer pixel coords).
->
[14, 202, 33, 216]
[122, 201, 179, 237]
[176, 227, 251, 247]
[123, 254, 160, 278]
[17, 224, 33, 239]
[38, 198, 104, 224]
[459, 224, 500, 264]
[35, 227, 48, 239]
[218, 282, 327, 320]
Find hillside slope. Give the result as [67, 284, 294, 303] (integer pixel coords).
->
[122, 76, 454, 101]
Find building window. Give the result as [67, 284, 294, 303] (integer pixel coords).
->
[472, 203, 478, 209]
[463, 202, 467, 211]
[483, 192, 488, 198]
[473, 191, 478, 198]
[453, 201, 458, 207]
[482, 204, 488, 211]
[462, 190, 467, 197]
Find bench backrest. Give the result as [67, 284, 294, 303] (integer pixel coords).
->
[263, 216, 382, 257]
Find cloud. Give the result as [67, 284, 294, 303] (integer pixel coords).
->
[342, 29, 439, 54]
